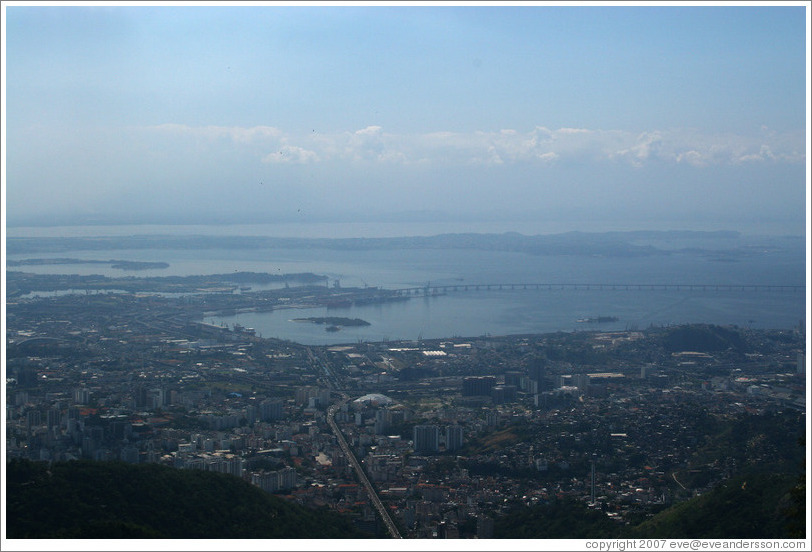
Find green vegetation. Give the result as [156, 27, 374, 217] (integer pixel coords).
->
[494, 498, 622, 538]
[465, 427, 523, 454]
[6, 459, 367, 539]
[494, 473, 803, 539]
[630, 473, 799, 538]
[490, 412, 806, 538]
[676, 411, 805, 490]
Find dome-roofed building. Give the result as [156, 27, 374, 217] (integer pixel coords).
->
[352, 393, 395, 407]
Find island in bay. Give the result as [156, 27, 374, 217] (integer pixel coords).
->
[291, 317, 372, 331]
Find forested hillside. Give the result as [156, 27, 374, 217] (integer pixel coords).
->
[6, 459, 368, 539]
[494, 472, 803, 539]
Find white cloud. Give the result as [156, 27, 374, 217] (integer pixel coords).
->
[262, 145, 320, 164]
[143, 123, 805, 169]
[485, 146, 504, 165]
[612, 132, 666, 167]
[355, 125, 383, 136]
[675, 150, 707, 167]
[736, 144, 778, 163]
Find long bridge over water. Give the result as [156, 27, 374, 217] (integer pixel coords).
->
[390, 282, 805, 296]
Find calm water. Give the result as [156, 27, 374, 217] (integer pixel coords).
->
[205, 288, 804, 346]
[6, 223, 806, 345]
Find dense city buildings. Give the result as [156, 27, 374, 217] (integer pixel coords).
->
[4, 282, 807, 538]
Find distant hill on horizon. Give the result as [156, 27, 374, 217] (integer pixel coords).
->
[9, 229, 801, 259]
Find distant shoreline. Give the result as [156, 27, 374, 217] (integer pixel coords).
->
[7, 258, 170, 271]
[13, 230, 803, 261]
[4, 217, 803, 239]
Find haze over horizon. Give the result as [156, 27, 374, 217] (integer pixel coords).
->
[3, 3, 809, 236]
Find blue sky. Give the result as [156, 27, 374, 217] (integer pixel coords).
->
[3, 3, 809, 233]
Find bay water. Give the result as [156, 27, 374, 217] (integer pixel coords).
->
[6, 223, 806, 346]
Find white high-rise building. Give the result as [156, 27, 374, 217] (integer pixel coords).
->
[252, 471, 279, 493]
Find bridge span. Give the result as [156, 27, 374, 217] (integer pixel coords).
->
[390, 283, 805, 296]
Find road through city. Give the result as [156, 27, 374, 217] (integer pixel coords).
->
[327, 396, 402, 539]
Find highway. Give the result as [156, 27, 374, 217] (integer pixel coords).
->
[327, 396, 402, 539]
[310, 345, 401, 537]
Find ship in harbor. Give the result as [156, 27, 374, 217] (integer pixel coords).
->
[576, 316, 619, 324]
[233, 323, 256, 335]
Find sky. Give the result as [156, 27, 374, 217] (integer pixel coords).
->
[2, 2, 809, 234]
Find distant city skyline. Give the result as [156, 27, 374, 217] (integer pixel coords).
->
[3, 2, 809, 235]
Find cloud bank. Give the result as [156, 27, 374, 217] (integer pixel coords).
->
[144, 124, 806, 168]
